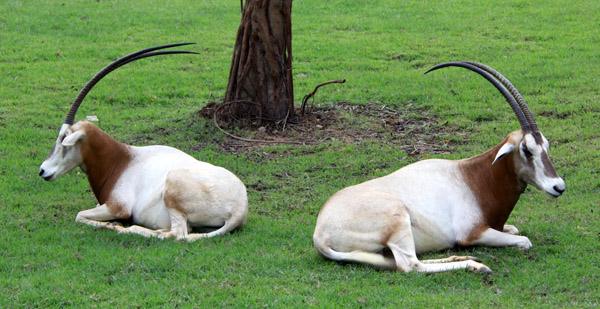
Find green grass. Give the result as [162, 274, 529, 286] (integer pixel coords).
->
[1, 0, 599, 306]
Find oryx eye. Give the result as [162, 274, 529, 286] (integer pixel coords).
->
[522, 144, 532, 158]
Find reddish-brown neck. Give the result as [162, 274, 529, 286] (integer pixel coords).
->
[459, 140, 526, 230]
[79, 124, 131, 204]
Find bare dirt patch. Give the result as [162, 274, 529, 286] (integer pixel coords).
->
[198, 101, 466, 156]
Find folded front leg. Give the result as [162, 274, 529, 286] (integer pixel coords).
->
[503, 224, 520, 235]
[472, 227, 532, 250]
[75, 204, 123, 231]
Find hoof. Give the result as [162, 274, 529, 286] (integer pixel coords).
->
[467, 260, 492, 274]
[503, 224, 520, 235]
[516, 236, 533, 251]
[477, 265, 493, 274]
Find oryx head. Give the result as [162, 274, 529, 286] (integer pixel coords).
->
[39, 43, 198, 181]
[426, 61, 566, 197]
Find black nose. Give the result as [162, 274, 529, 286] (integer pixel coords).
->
[39, 169, 45, 176]
[553, 185, 565, 194]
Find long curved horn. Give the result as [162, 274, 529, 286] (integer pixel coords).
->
[425, 61, 531, 132]
[64, 43, 198, 125]
[465, 61, 538, 132]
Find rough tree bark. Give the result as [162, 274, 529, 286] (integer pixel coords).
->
[224, 0, 294, 123]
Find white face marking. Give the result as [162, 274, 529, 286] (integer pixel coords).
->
[517, 133, 565, 197]
[39, 124, 84, 181]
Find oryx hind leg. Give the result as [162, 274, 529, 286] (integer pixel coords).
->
[386, 214, 491, 273]
[162, 169, 244, 242]
[161, 204, 239, 242]
[156, 208, 189, 241]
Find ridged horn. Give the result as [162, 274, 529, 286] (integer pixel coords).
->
[465, 61, 538, 132]
[64, 43, 198, 125]
[425, 61, 531, 132]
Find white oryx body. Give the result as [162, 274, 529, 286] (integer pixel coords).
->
[41, 122, 248, 241]
[313, 62, 566, 273]
[39, 44, 247, 241]
[318, 159, 481, 255]
[112, 145, 247, 232]
[114, 144, 246, 229]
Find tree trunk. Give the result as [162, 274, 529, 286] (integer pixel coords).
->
[224, 0, 294, 123]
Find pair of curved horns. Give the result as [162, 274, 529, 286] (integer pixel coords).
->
[64, 43, 198, 125]
[425, 61, 538, 133]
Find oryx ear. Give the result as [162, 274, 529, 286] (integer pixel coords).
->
[492, 143, 515, 165]
[61, 130, 85, 146]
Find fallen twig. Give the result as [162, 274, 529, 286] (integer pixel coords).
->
[301, 79, 346, 115]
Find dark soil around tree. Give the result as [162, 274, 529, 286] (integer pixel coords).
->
[198, 101, 467, 156]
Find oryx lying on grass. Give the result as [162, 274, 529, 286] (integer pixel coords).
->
[39, 43, 248, 241]
[313, 61, 565, 273]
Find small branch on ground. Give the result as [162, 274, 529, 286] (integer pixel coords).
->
[196, 101, 462, 155]
[301, 79, 346, 115]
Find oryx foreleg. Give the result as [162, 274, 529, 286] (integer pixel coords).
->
[75, 204, 123, 231]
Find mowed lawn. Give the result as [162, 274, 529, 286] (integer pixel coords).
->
[1, 0, 598, 306]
